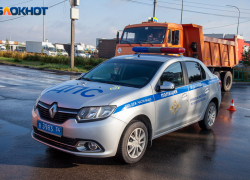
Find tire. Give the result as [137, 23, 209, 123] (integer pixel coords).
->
[213, 71, 220, 79]
[221, 71, 233, 92]
[117, 121, 148, 164]
[198, 102, 217, 130]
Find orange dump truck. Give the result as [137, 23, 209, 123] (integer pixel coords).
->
[115, 21, 238, 91]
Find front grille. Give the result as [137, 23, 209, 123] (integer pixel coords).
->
[33, 127, 78, 151]
[37, 101, 78, 124]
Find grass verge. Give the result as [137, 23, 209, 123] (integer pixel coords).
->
[0, 57, 88, 73]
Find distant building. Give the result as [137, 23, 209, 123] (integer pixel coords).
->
[0, 40, 26, 51]
[204, 34, 250, 60]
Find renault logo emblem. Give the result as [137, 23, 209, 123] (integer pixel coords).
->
[49, 103, 57, 119]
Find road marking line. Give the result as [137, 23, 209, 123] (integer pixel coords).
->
[0, 85, 6, 87]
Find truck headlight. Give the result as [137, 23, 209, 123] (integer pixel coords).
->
[77, 106, 116, 122]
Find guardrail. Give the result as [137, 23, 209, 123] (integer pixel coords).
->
[233, 67, 250, 82]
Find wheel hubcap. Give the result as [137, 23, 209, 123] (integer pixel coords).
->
[127, 128, 146, 159]
[207, 105, 216, 126]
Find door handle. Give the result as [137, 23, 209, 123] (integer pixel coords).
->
[205, 87, 209, 94]
[182, 93, 188, 100]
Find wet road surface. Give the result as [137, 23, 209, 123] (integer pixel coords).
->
[0, 65, 250, 180]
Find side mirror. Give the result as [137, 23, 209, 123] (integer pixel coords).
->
[116, 31, 120, 44]
[160, 81, 175, 91]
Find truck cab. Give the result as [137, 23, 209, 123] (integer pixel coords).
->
[115, 22, 183, 56]
[0, 46, 7, 51]
[42, 42, 57, 56]
[75, 45, 86, 58]
[55, 44, 69, 57]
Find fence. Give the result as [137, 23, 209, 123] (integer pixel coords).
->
[233, 67, 250, 81]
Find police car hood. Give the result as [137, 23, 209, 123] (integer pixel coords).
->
[39, 80, 138, 109]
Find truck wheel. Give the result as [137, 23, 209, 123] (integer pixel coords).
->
[221, 71, 233, 92]
[198, 102, 217, 130]
[117, 121, 148, 164]
[213, 71, 220, 79]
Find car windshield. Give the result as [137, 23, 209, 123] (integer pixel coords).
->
[83, 59, 163, 88]
[48, 47, 56, 52]
[120, 26, 166, 44]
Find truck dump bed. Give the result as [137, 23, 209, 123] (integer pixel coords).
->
[182, 24, 238, 68]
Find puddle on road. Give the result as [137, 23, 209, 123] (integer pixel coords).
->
[0, 120, 30, 153]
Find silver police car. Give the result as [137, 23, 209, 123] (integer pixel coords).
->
[31, 47, 221, 163]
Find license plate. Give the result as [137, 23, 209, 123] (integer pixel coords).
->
[37, 120, 63, 137]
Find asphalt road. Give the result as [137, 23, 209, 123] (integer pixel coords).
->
[0, 65, 250, 180]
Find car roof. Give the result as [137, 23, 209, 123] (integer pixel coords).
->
[112, 54, 182, 62]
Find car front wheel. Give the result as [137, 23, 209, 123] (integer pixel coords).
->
[117, 121, 148, 164]
[199, 102, 217, 130]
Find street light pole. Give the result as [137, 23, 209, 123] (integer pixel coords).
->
[227, 5, 240, 35]
[70, 2, 75, 68]
[43, 0, 45, 42]
[153, 0, 157, 17]
[181, 0, 184, 24]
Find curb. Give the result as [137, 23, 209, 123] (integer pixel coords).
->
[0, 62, 83, 75]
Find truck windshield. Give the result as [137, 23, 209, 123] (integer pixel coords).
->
[48, 47, 56, 52]
[76, 50, 84, 53]
[83, 59, 163, 88]
[120, 26, 166, 44]
[57, 49, 66, 52]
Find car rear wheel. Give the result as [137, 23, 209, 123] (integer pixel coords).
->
[117, 121, 148, 164]
[199, 102, 217, 130]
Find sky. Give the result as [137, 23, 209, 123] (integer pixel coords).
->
[0, 0, 250, 47]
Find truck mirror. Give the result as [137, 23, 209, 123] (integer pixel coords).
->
[172, 31, 180, 45]
[191, 42, 198, 52]
[116, 31, 120, 44]
[172, 40, 179, 45]
[175, 30, 179, 40]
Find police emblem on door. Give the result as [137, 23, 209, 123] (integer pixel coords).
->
[169, 100, 181, 114]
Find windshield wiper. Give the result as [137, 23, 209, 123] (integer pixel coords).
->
[135, 41, 142, 46]
[121, 40, 132, 46]
[81, 77, 91, 81]
[137, 40, 154, 46]
[98, 81, 135, 88]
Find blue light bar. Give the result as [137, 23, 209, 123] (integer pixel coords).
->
[132, 47, 150, 53]
[132, 47, 185, 54]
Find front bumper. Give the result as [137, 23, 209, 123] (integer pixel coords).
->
[31, 109, 127, 157]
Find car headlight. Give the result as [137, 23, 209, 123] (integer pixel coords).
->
[33, 93, 42, 111]
[77, 106, 116, 122]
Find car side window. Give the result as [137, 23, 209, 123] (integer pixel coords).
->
[185, 61, 206, 84]
[160, 62, 184, 87]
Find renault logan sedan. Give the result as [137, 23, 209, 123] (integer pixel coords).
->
[31, 47, 221, 163]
